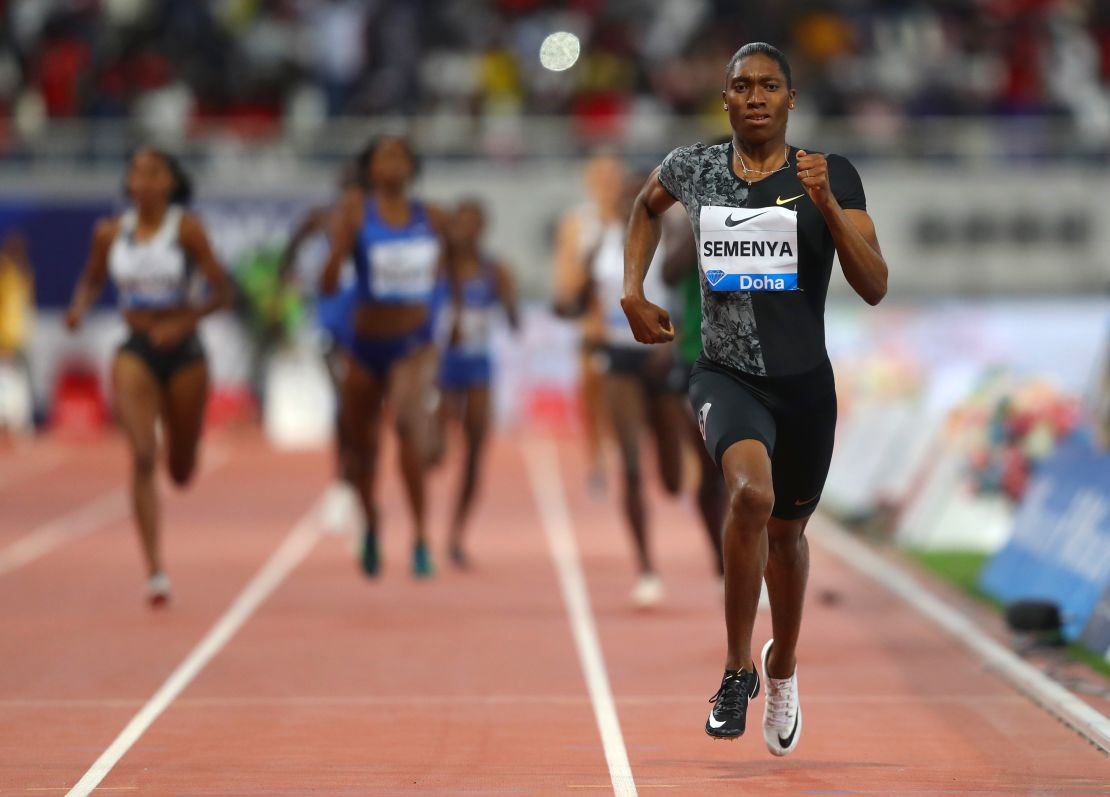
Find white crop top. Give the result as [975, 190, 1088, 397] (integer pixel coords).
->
[108, 207, 191, 310]
[592, 222, 666, 347]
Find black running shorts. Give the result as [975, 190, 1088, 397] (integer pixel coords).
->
[688, 356, 836, 520]
[119, 330, 206, 386]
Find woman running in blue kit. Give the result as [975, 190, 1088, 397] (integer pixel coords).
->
[438, 199, 519, 569]
[320, 135, 450, 579]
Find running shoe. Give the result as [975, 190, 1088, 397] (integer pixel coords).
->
[448, 542, 470, 570]
[412, 541, 434, 578]
[761, 639, 802, 756]
[146, 572, 172, 608]
[632, 573, 663, 608]
[359, 525, 380, 578]
[705, 666, 760, 740]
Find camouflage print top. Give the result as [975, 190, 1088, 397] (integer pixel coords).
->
[658, 142, 866, 377]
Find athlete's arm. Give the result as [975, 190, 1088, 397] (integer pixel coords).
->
[796, 150, 888, 306]
[425, 201, 466, 344]
[551, 210, 592, 318]
[495, 260, 520, 332]
[621, 167, 675, 344]
[279, 205, 330, 283]
[65, 218, 116, 331]
[660, 206, 696, 287]
[319, 188, 363, 296]
[179, 213, 233, 317]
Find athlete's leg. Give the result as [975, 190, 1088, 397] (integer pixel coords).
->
[720, 439, 774, 671]
[580, 346, 608, 491]
[448, 383, 491, 556]
[602, 372, 652, 574]
[323, 342, 354, 483]
[111, 352, 163, 577]
[161, 359, 208, 488]
[387, 344, 438, 545]
[687, 408, 726, 576]
[647, 393, 685, 496]
[341, 354, 386, 531]
[763, 514, 810, 678]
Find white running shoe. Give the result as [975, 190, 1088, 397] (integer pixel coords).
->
[321, 480, 358, 535]
[147, 572, 172, 608]
[761, 639, 802, 756]
[632, 573, 663, 608]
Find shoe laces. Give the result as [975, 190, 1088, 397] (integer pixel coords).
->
[708, 671, 746, 720]
[765, 674, 797, 726]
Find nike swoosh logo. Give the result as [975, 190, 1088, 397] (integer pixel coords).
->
[776, 194, 804, 206]
[707, 714, 727, 729]
[724, 211, 768, 228]
[778, 711, 799, 748]
[794, 494, 820, 507]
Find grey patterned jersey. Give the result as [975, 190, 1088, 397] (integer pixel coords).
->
[658, 142, 866, 377]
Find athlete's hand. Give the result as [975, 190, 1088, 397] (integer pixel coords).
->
[620, 294, 674, 344]
[796, 151, 832, 209]
[64, 306, 83, 332]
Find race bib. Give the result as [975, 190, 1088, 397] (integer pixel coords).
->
[369, 237, 440, 301]
[699, 205, 799, 292]
[457, 306, 491, 353]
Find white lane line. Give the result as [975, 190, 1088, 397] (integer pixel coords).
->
[0, 452, 64, 491]
[64, 492, 326, 797]
[522, 439, 637, 797]
[0, 448, 229, 577]
[813, 519, 1110, 755]
[0, 488, 127, 576]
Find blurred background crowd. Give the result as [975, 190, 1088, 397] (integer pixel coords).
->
[2, 0, 1109, 151]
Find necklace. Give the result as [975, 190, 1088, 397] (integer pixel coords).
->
[735, 146, 790, 180]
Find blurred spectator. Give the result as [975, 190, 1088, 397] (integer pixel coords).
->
[0, 231, 34, 441]
[0, 0, 1107, 144]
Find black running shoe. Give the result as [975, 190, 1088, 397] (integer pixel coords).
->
[360, 525, 380, 578]
[705, 667, 760, 740]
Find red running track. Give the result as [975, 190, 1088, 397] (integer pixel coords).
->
[0, 430, 1107, 796]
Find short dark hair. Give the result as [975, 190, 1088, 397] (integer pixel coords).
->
[355, 135, 420, 190]
[725, 42, 792, 88]
[125, 147, 194, 205]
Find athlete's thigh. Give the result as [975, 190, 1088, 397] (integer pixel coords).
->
[688, 363, 775, 470]
[162, 359, 209, 462]
[112, 351, 162, 456]
[387, 344, 437, 427]
[768, 377, 836, 519]
[341, 353, 386, 449]
[602, 372, 646, 464]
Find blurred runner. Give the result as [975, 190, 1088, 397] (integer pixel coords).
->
[438, 199, 519, 569]
[280, 165, 361, 534]
[66, 148, 232, 606]
[552, 152, 623, 496]
[320, 135, 450, 579]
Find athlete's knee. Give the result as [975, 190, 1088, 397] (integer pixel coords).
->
[132, 446, 157, 479]
[728, 476, 774, 523]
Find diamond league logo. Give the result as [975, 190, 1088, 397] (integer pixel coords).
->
[705, 269, 726, 286]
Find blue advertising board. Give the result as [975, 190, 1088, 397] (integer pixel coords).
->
[979, 440, 1110, 640]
